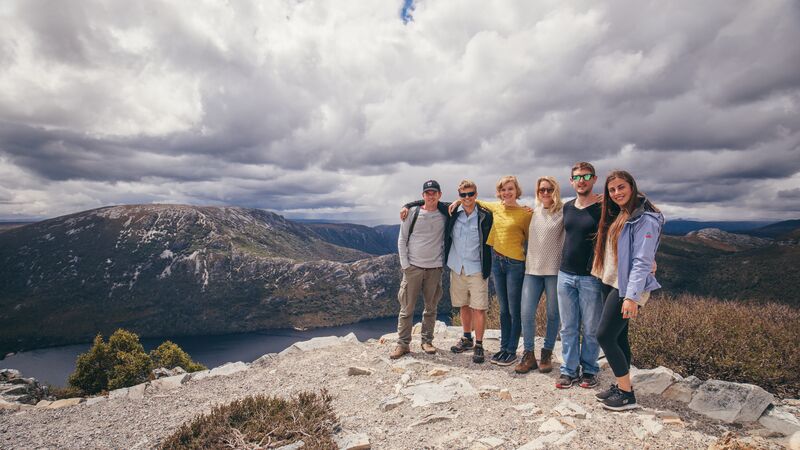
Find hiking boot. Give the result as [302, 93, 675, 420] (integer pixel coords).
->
[472, 344, 485, 364]
[514, 351, 538, 374]
[495, 352, 518, 366]
[450, 337, 474, 354]
[596, 384, 619, 402]
[579, 373, 599, 388]
[490, 350, 506, 364]
[538, 348, 553, 373]
[602, 388, 638, 411]
[555, 374, 577, 389]
[421, 342, 437, 354]
[389, 346, 410, 359]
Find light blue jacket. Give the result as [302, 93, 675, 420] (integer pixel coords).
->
[617, 197, 665, 304]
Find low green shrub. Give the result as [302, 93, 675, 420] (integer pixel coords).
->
[67, 329, 204, 395]
[150, 341, 207, 373]
[630, 293, 800, 398]
[160, 391, 337, 450]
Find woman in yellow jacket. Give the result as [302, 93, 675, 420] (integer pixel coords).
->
[451, 176, 532, 366]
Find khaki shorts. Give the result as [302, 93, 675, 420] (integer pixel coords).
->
[450, 269, 489, 310]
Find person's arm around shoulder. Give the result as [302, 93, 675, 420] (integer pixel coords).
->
[397, 210, 414, 270]
[400, 199, 424, 221]
[624, 215, 662, 303]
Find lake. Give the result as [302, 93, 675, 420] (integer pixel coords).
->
[1, 315, 450, 386]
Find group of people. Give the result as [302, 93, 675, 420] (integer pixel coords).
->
[391, 162, 664, 411]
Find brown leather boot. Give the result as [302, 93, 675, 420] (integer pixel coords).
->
[539, 348, 553, 373]
[390, 345, 410, 359]
[514, 350, 538, 374]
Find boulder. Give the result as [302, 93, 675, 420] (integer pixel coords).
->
[252, 353, 278, 367]
[688, 379, 774, 423]
[0, 369, 21, 381]
[151, 367, 186, 379]
[45, 397, 85, 409]
[85, 396, 108, 406]
[150, 374, 191, 391]
[552, 399, 588, 419]
[207, 362, 248, 377]
[280, 335, 357, 355]
[662, 375, 702, 403]
[630, 366, 680, 396]
[759, 405, 800, 436]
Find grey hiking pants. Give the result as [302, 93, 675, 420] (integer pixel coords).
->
[396, 265, 443, 348]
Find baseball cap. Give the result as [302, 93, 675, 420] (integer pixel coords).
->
[422, 180, 441, 192]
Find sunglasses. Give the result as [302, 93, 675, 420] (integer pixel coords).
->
[459, 191, 476, 198]
[538, 188, 554, 194]
[571, 174, 594, 182]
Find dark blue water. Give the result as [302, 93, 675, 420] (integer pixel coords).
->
[1, 315, 450, 386]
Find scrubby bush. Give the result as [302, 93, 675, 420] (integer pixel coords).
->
[150, 341, 207, 373]
[67, 329, 203, 395]
[160, 391, 337, 450]
[630, 293, 800, 398]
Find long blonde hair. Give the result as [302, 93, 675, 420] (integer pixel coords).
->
[535, 176, 563, 213]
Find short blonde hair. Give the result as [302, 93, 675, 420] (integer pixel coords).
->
[535, 176, 563, 213]
[495, 175, 522, 200]
[458, 179, 477, 191]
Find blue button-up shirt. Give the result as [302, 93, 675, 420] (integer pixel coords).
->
[447, 206, 482, 276]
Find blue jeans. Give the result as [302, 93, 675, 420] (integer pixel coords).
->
[557, 271, 603, 377]
[521, 274, 559, 352]
[492, 251, 525, 355]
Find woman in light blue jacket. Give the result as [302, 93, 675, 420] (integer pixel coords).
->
[591, 170, 664, 411]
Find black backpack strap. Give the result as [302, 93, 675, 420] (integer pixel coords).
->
[406, 206, 421, 245]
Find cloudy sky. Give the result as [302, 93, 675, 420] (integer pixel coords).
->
[1, 1, 799, 224]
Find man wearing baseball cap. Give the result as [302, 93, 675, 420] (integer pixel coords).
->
[391, 180, 449, 358]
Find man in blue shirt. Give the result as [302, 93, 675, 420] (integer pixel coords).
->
[446, 180, 494, 363]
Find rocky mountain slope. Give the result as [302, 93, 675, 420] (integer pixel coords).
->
[0, 205, 447, 355]
[1, 327, 797, 449]
[305, 222, 398, 255]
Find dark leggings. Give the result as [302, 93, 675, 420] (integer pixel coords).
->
[597, 285, 633, 378]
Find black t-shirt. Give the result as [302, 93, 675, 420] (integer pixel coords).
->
[560, 199, 602, 275]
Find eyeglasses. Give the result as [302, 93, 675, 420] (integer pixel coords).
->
[571, 174, 594, 182]
[459, 191, 476, 198]
[538, 188, 554, 194]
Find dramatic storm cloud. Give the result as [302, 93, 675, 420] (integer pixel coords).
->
[0, 0, 798, 223]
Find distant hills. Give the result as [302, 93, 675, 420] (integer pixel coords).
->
[0, 205, 452, 355]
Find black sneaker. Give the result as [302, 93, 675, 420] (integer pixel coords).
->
[596, 384, 619, 402]
[579, 373, 599, 388]
[555, 374, 577, 389]
[450, 336, 474, 353]
[472, 344, 485, 364]
[495, 352, 518, 366]
[490, 350, 506, 364]
[602, 388, 638, 411]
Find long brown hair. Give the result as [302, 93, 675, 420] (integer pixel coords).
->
[592, 170, 640, 273]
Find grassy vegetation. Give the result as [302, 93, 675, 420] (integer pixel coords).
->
[160, 391, 338, 450]
[455, 292, 800, 398]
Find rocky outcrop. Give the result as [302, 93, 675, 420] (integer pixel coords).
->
[0, 369, 49, 405]
[686, 228, 772, 251]
[1, 326, 798, 449]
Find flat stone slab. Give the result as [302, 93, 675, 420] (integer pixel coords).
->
[334, 432, 370, 450]
[280, 335, 357, 355]
[46, 398, 85, 409]
[630, 366, 680, 396]
[192, 361, 249, 380]
[759, 405, 800, 436]
[150, 374, 191, 391]
[552, 399, 588, 419]
[400, 377, 477, 407]
[689, 379, 773, 423]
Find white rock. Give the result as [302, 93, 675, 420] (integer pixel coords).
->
[552, 399, 587, 419]
[630, 366, 680, 396]
[341, 332, 360, 344]
[347, 367, 373, 376]
[379, 396, 404, 412]
[108, 387, 129, 399]
[252, 353, 277, 367]
[517, 431, 575, 450]
[35, 400, 52, 407]
[400, 373, 411, 386]
[641, 415, 664, 436]
[482, 329, 501, 340]
[128, 382, 148, 400]
[789, 431, 800, 450]
[759, 405, 800, 436]
[428, 368, 450, 377]
[408, 412, 458, 428]
[391, 358, 427, 373]
[207, 361, 249, 377]
[400, 377, 476, 407]
[335, 432, 370, 450]
[511, 403, 541, 414]
[662, 375, 702, 403]
[538, 418, 565, 433]
[45, 398, 85, 409]
[150, 374, 191, 391]
[0, 399, 20, 410]
[280, 336, 352, 355]
[689, 379, 774, 423]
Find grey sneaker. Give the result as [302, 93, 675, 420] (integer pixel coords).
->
[602, 388, 638, 411]
[450, 337, 474, 354]
[596, 384, 619, 402]
[495, 352, 518, 366]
